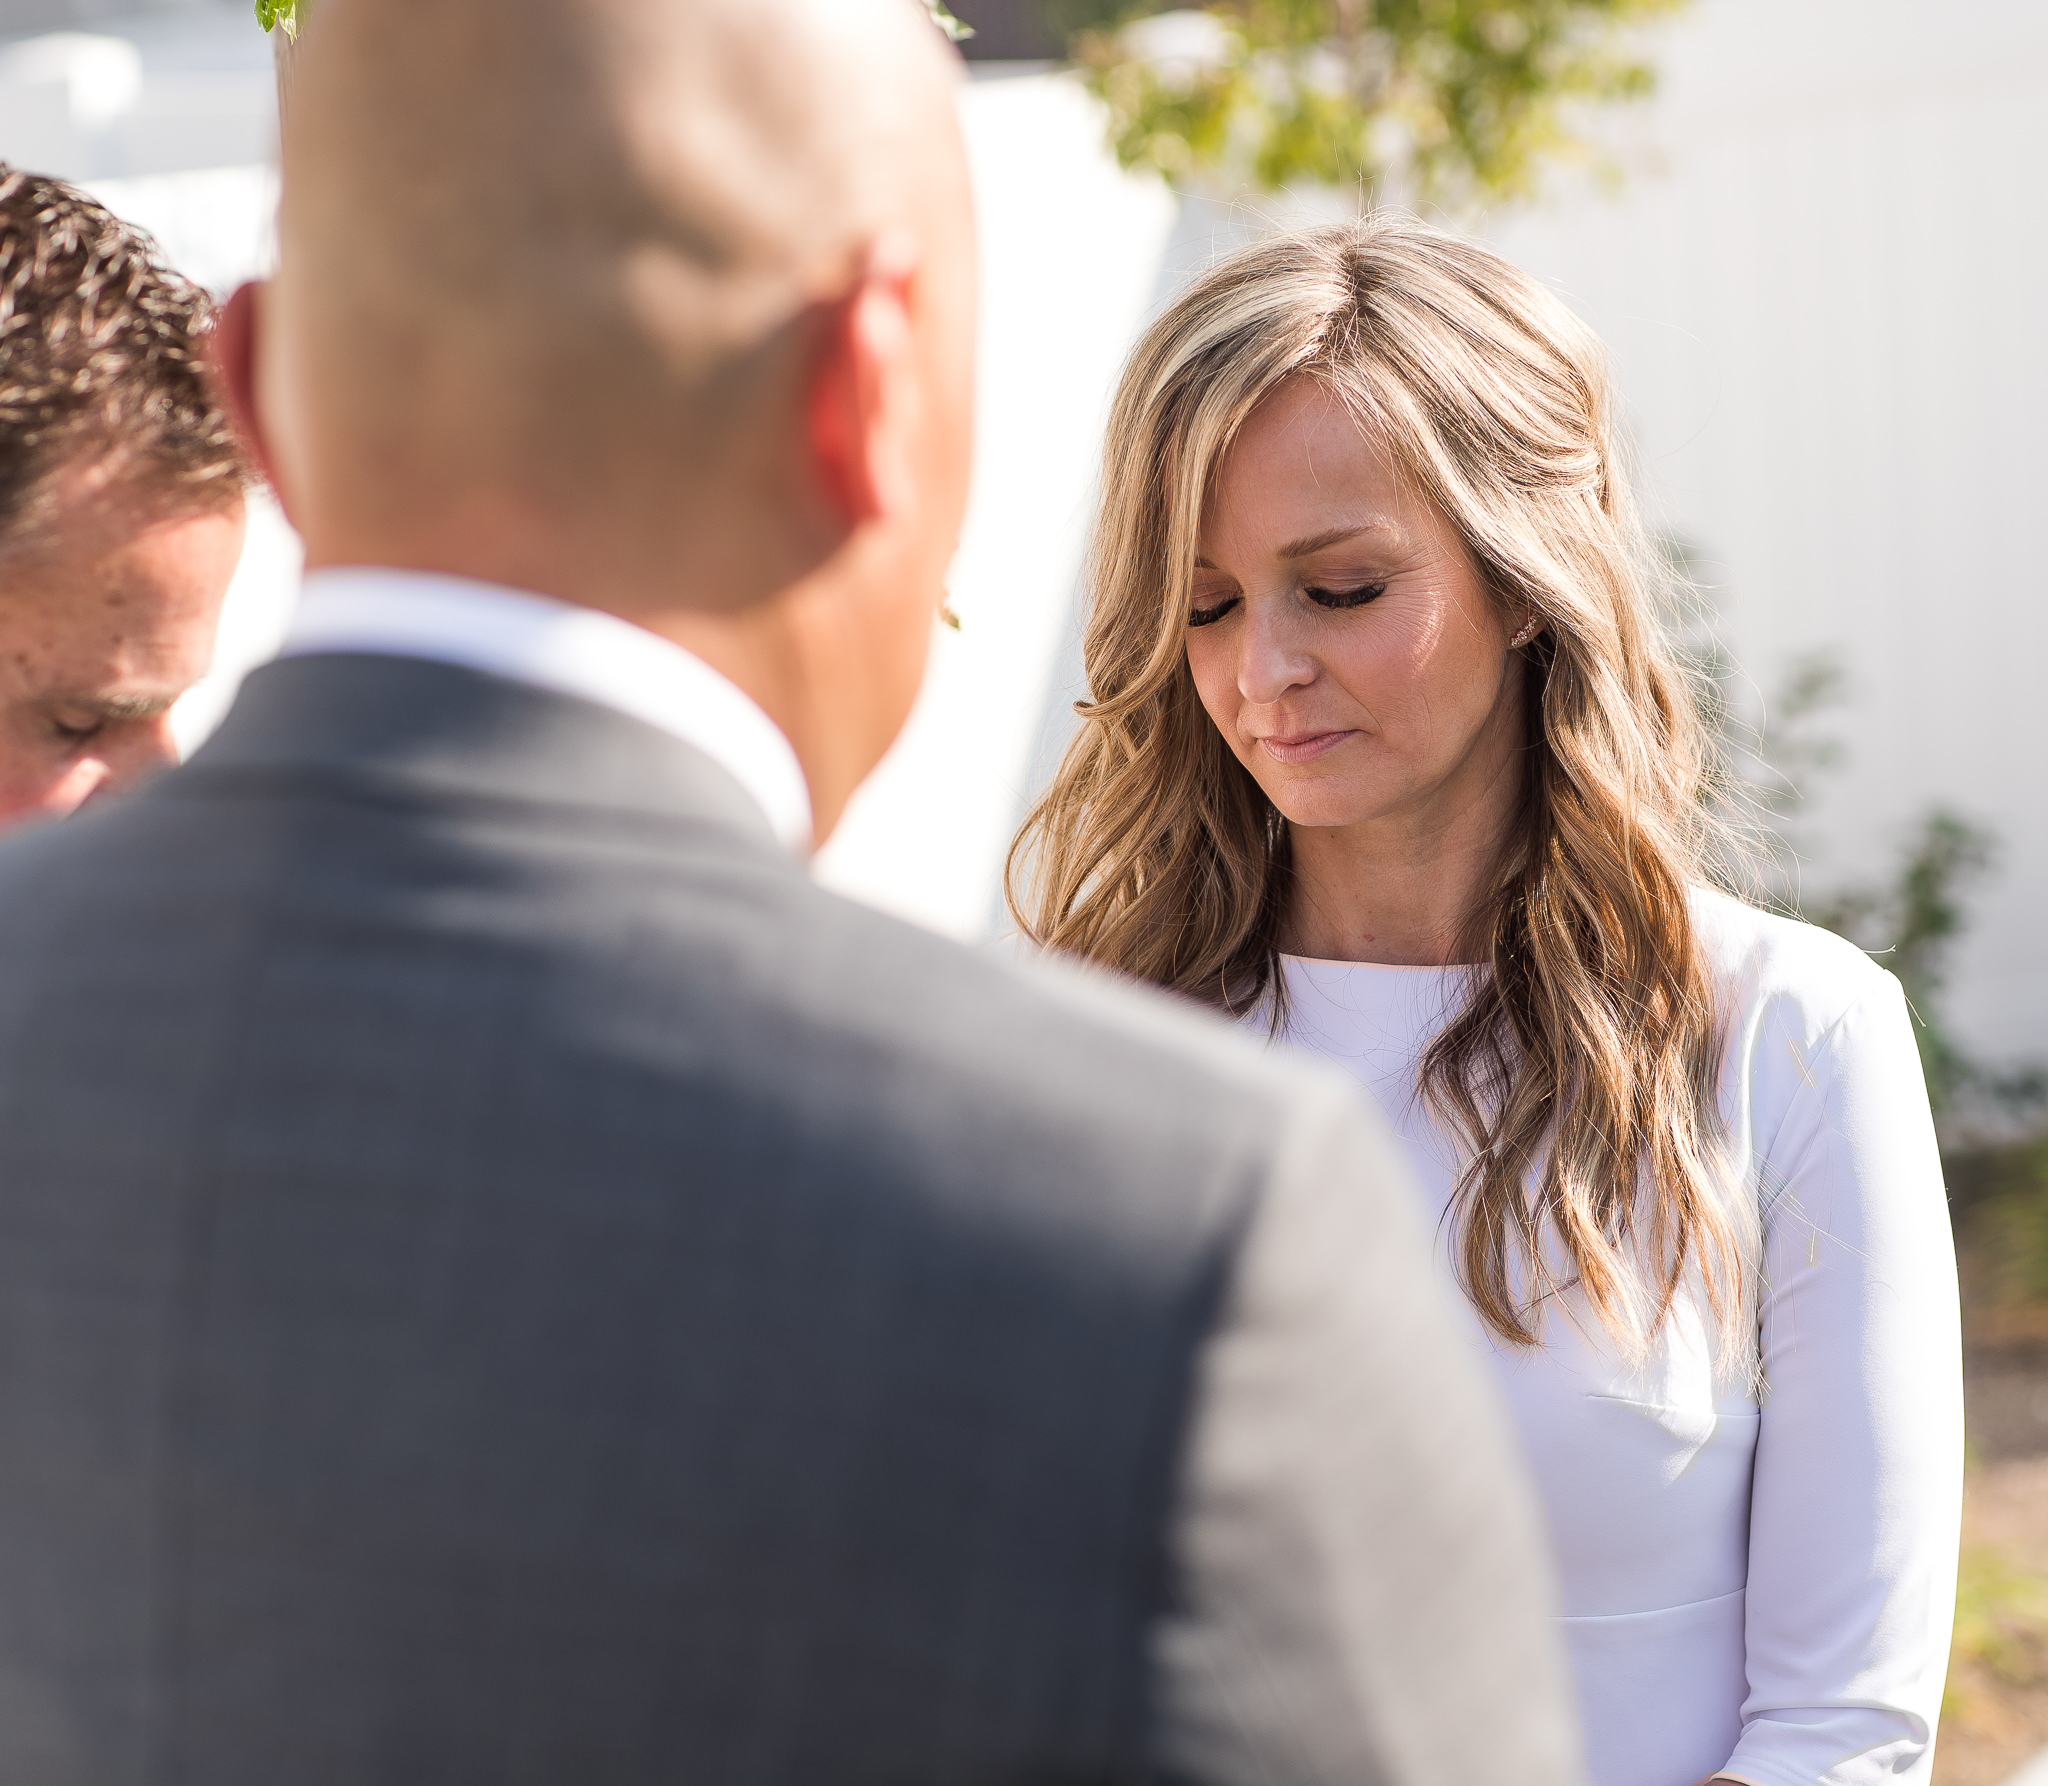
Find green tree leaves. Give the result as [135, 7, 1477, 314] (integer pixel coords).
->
[254, 0, 304, 39]
[1063, 0, 1685, 206]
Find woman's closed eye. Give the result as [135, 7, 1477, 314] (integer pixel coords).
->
[1305, 580, 1386, 611]
[1187, 580, 1385, 626]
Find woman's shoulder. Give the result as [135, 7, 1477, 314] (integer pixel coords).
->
[1687, 884, 1901, 1040]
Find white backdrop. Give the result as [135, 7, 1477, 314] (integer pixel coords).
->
[1480, 0, 2048, 1062]
[4, 2, 2042, 1064]
[810, 73, 1176, 934]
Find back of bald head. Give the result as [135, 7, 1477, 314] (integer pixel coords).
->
[266, 0, 966, 605]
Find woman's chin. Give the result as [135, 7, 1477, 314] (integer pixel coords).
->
[1262, 787, 1395, 833]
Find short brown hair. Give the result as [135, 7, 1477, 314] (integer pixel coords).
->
[0, 164, 246, 542]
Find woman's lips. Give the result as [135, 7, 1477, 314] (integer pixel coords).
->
[1257, 730, 1356, 765]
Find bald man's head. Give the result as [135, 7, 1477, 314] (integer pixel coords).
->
[257, 0, 972, 613]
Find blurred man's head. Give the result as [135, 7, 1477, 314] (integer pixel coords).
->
[217, 0, 975, 842]
[0, 169, 247, 828]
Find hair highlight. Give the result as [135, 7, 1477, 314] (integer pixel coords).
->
[1008, 216, 1757, 1378]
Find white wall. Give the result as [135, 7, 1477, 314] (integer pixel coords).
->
[936, 5, 2048, 1071]
[0, 11, 272, 177]
[810, 72, 1177, 935]
[951, 4, 2048, 1071]
[1479, 0, 2048, 1062]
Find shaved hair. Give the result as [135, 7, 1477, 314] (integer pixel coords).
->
[273, 0, 965, 555]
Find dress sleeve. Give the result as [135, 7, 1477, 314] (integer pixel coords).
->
[1721, 972, 1963, 1786]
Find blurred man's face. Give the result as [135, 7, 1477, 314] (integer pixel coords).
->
[0, 457, 243, 829]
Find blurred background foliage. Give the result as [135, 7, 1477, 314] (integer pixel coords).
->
[1948, 1536, 2048, 1741]
[1719, 640, 2046, 1137]
[1953, 1133, 2048, 1326]
[1049, 0, 1686, 205]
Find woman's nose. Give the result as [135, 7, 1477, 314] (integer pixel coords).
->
[1236, 605, 1315, 707]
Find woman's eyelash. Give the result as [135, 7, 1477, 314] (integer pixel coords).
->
[1305, 581, 1386, 610]
[1187, 582, 1384, 625]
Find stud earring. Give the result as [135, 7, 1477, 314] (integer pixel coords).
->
[1510, 619, 1541, 649]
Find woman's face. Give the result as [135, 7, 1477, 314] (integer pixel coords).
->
[1184, 379, 1526, 841]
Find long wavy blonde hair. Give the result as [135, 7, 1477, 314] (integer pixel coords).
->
[1008, 216, 1754, 1370]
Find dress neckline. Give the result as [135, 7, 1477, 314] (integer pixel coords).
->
[1280, 953, 1478, 973]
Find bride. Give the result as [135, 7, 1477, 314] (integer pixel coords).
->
[1009, 217, 1962, 1786]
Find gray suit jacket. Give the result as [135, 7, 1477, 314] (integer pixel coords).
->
[0, 653, 1580, 1785]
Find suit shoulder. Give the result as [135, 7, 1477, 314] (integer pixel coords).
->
[786, 875, 1346, 1130]
[669, 870, 1376, 1248]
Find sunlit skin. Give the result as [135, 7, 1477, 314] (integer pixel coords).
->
[215, 0, 974, 849]
[0, 458, 243, 829]
[1184, 378, 1532, 966]
[220, 239, 969, 852]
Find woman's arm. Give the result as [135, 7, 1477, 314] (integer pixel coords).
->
[1723, 972, 1963, 1786]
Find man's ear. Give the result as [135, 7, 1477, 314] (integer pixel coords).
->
[804, 239, 921, 533]
[209, 282, 291, 517]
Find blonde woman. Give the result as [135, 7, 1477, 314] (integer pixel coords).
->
[1010, 219, 1963, 1786]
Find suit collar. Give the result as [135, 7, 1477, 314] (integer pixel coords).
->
[281, 569, 812, 852]
[184, 653, 791, 856]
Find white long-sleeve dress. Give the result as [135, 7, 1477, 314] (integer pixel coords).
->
[1264, 890, 1962, 1786]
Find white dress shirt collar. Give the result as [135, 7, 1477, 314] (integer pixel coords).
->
[281, 568, 813, 854]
